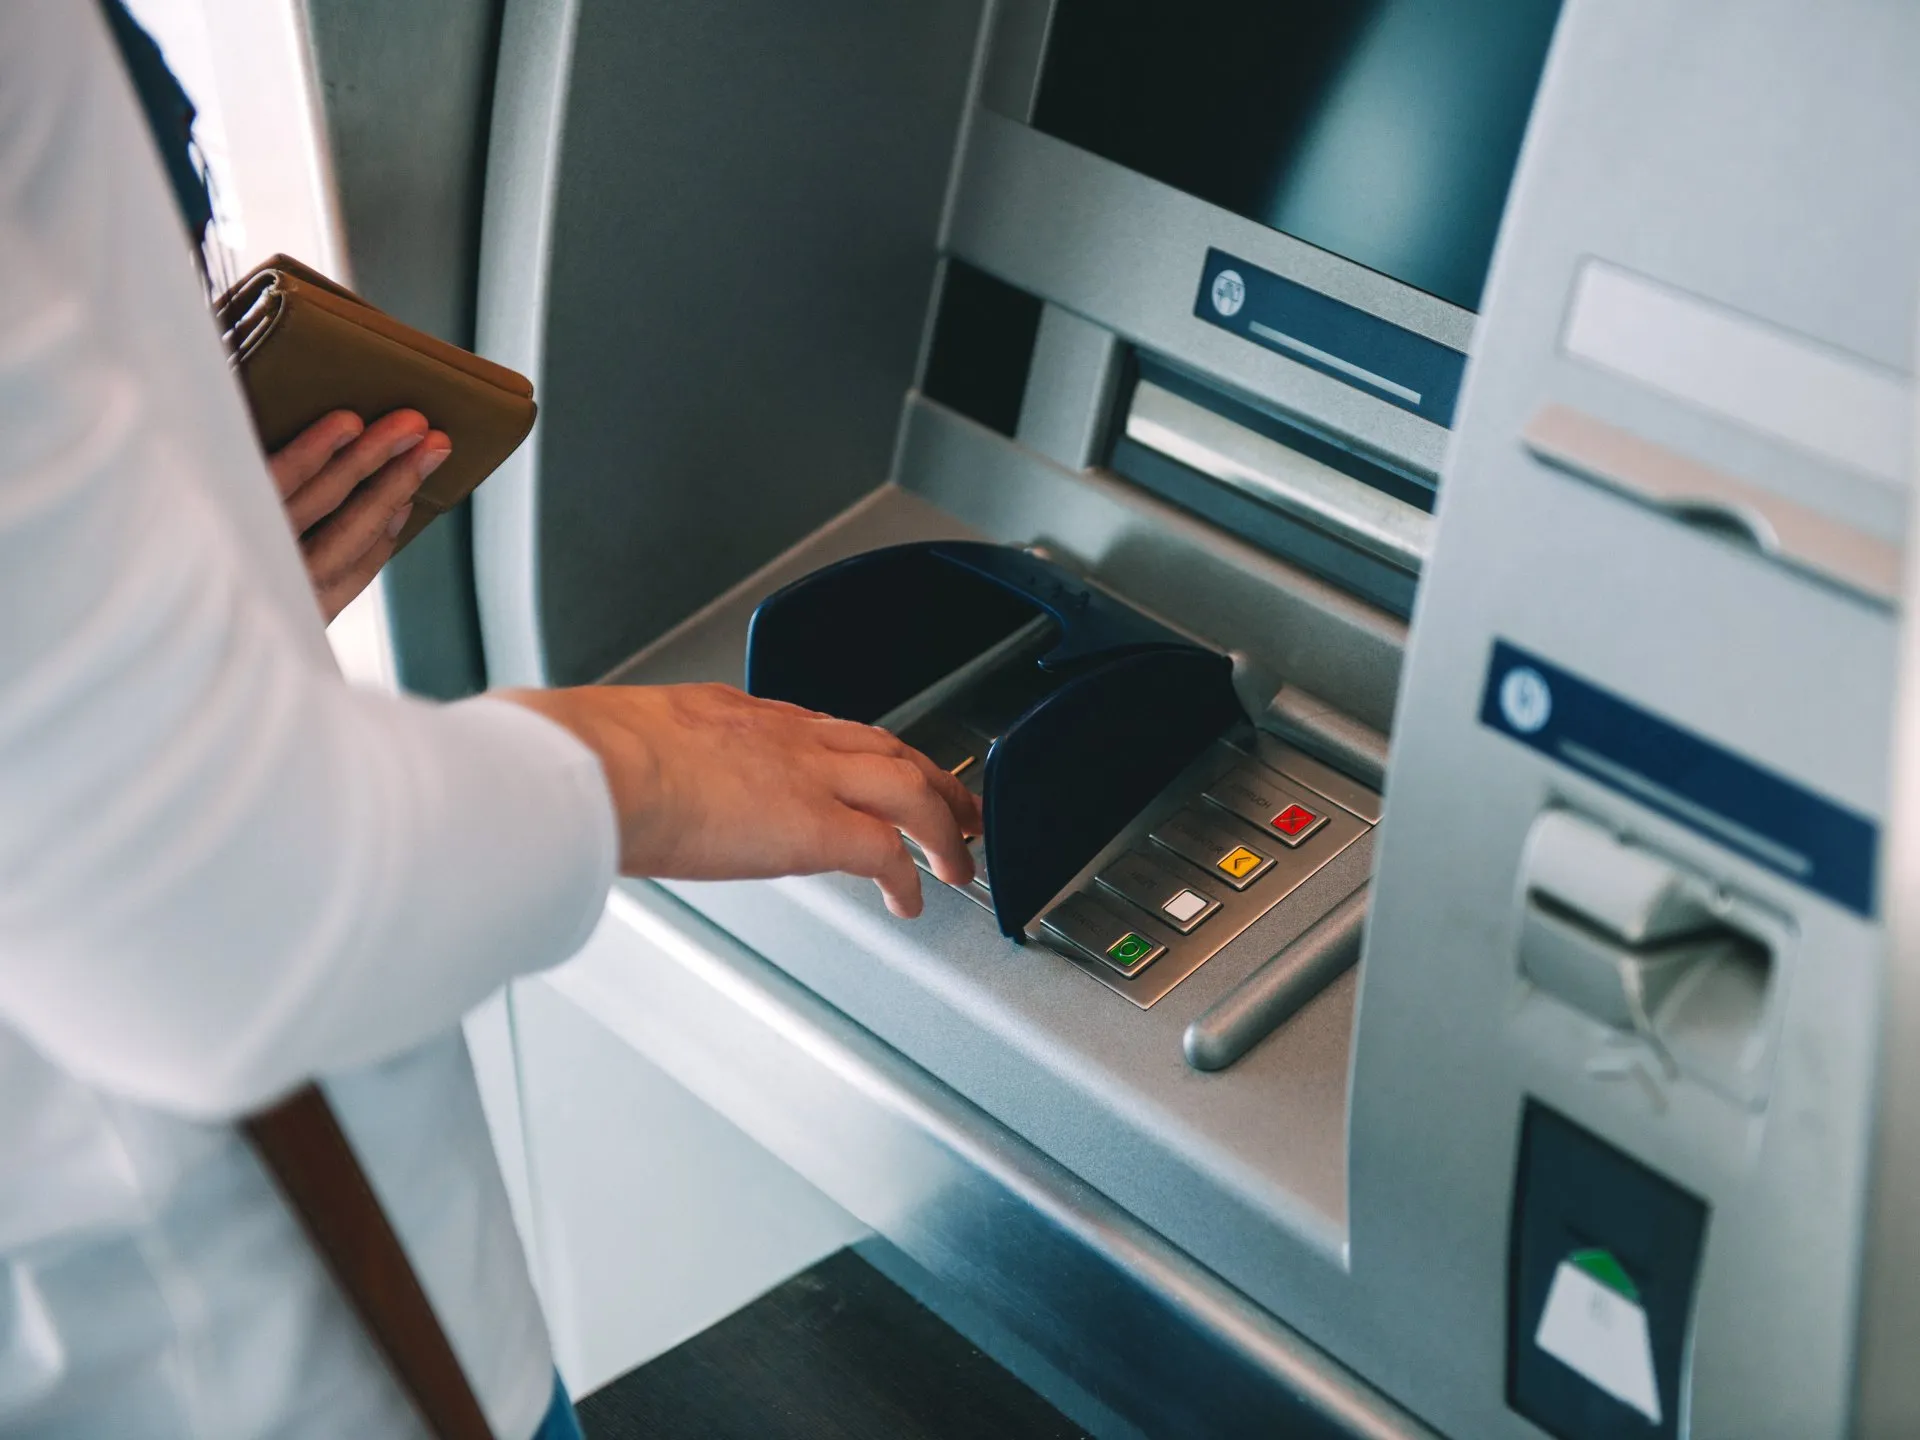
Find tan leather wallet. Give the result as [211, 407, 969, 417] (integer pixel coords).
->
[215, 254, 535, 552]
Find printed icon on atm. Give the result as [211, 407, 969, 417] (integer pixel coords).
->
[1271, 803, 1319, 838]
[1500, 663, 1554, 734]
[1509, 1102, 1706, 1440]
[1210, 268, 1246, 316]
[1534, 1248, 1661, 1425]
[1217, 846, 1265, 880]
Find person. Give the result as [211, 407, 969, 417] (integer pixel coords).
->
[0, 3, 978, 1437]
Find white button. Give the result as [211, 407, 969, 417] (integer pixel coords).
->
[1162, 889, 1209, 925]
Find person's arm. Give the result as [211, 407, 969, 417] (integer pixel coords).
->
[501, 683, 979, 916]
[0, 199, 614, 1110]
[0, 0, 974, 1122]
[0, 217, 975, 1118]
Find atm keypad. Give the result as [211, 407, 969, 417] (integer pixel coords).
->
[1161, 888, 1212, 926]
[1031, 742, 1376, 1009]
[907, 822, 993, 906]
[1096, 850, 1222, 934]
[897, 721, 1376, 1008]
[1214, 845, 1271, 884]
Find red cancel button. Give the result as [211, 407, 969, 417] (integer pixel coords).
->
[1270, 803, 1325, 845]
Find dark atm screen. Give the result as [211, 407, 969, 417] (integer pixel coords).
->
[1032, 0, 1564, 311]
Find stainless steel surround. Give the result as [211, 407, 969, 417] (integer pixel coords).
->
[475, 0, 986, 689]
[945, 110, 1469, 484]
[597, 483, 1386, 1389]
[977, 0, 1053, 125]
[544, 882, 1440, 1440]
[1017, 305, 1129, 471]
[1521, 403, 1900, 607]
[1260, 688, 1392, 795]
[896, 397, 1409, 733]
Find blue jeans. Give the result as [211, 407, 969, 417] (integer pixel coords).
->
[531, 1371, 583, 1440]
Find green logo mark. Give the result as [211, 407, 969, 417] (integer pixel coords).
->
[1568, 1248, 1641, 1303]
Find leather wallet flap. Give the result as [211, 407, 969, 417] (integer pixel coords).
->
[214, 255, 536, 554]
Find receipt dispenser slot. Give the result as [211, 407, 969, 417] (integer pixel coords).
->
[1517, 810, 1778, 1107]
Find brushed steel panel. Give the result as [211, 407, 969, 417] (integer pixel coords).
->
[946, 111, 1468, 482]
[546, 882, 1440, 1440]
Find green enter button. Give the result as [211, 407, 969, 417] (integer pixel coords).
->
[1107, 933, 1156, 967]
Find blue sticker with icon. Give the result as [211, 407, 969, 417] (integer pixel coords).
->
[1480, 640, 1878, 916]
[1193, 249, 1468, 426]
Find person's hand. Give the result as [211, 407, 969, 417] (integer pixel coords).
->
[268, 409, 452, 622]
[501, 683, 982, 918]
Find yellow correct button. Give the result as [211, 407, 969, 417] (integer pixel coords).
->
[1216, 845, 1269, 883]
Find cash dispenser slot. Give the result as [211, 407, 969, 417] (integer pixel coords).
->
[744, 541, 1246, 938]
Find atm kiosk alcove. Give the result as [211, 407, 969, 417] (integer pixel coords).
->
[458, 0, 1920, 1435]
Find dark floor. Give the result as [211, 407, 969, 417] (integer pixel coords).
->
[577, 1249, 1089, 1440]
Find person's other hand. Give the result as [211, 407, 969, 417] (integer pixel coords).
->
[501, 683, 982, 918]
[268, 409, 452, 622]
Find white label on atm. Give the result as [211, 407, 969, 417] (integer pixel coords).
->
[1534, 1249, 1661, 1424]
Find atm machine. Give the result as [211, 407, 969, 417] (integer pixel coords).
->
[467, 1, 1920, 1434]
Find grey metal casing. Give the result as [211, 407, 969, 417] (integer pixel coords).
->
[303, 0, 504, 697]
[1356, 3, 1920, 1436]
[474, 0, 985, 688]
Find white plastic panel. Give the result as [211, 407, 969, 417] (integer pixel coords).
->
[1564, 260, 1910, 487]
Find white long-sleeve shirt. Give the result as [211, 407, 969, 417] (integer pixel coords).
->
[0, 3, 619, 1435]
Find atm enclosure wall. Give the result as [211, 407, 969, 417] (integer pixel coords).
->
[472, 1, 1920, 1435]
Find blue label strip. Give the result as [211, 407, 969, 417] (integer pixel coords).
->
[1480, 640, 1878, 916]
[1193, 249, 1467, 428]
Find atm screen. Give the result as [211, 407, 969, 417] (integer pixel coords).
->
[1032, 0, 1564, 311]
